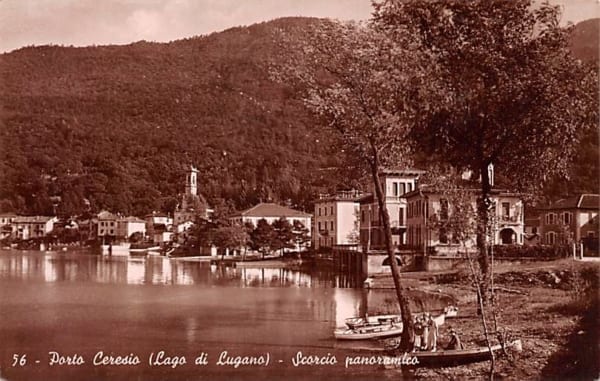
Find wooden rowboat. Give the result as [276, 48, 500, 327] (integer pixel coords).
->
[335, 313, 446, 341]
[383, 340, 522, 367]
[344, 306, 458, 330]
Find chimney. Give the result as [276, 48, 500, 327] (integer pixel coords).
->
[488, 163, 494, 187]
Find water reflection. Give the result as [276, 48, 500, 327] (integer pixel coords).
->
[0, 250, 365, 288]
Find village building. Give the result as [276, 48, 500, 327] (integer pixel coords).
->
[313, 190, 363, 250]
[539, 194, 599, 246]
[404, 186, 525, 254]
[13, 216, 58, 240]
[230, 203, 312, 231]
[524, 209, 542, 246]
[359, 169, 424, 252]
[0, 212, 17, 240]
[97, 211, 146, 242]
[145, 212, 174, 244]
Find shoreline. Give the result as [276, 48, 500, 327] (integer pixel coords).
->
[373, 259, 599, 379]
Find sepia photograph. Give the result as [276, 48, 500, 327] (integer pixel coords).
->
[0, 0, 598, 380]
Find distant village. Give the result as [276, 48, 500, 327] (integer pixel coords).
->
[1, 165, 598, 260]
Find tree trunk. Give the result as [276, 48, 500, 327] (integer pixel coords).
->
[370, 159, 414, 351]
[477, 163, 492, 306]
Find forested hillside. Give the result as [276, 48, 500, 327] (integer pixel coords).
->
[0, 17, 597, 216]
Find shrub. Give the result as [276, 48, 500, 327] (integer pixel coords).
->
[493, 244, 570, 259]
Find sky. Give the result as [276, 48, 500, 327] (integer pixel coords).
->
[1, 0, 599, 53]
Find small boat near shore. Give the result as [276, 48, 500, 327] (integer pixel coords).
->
[335, 313, 446, 341]
[383, 339, 523, 367]
[101, 243, 130, 256]
[344, 306, 458, 330]
[129, 244, 160, 255]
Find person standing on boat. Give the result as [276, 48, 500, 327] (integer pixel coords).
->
[425, 313, 438, 351]
[412, 315, 425, 352]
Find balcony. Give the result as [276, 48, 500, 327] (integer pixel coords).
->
[498, 215, 521, 225]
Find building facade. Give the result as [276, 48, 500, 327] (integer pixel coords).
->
[13, 216, 58, 240]
[0, 213, 17, 239]
[231, 203, 312, 231]
[404, 187, 525, 254]
[313, 190, 363, 250]
[359, 169, 424, 252]
[539, 194, 599, 245]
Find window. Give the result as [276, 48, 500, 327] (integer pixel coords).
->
[563, 212, 571, 224]
[318, 208, 321, 216]
[318, 222, 321, 231]
[546, 213, 556, 225]
[324, 208, 327, 216]
[393, 182, 399, 196]
[439, 228, 448, 244]
[400, 183, 406, 195]
[532, 227, 538, 234]
[546, 231, 556, 245]
[399, 208, 405, 226]
[408, 183, 413, 192]
[502, 202, 510, 218]
[361, 210, 365, 223]
[330, 206, 333, 215]
[440, 199, 449, 220]
[330, 221, 334, 230]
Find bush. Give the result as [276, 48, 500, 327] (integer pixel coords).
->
[493, 244, 570, 259]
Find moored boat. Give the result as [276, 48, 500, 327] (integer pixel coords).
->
[344, 306, 458, 330]
[336, 313, 446, 341]
[334, 321, 404, 340]
[383, 339, 523, 367]
[101, 243, 131, 256]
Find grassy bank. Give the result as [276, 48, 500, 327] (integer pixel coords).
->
[390, 260, 599, 380]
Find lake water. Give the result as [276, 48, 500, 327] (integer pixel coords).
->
[0, 250, 451, 381]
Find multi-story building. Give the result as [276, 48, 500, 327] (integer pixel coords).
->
[97, 211, 146, 241]
[13, 216, 58, 240]
[118, 216, 146, 239]
[313, 190, 363, 250]
[404, 185, 525, 254]
[0, 213, 17, 239]
[97, 211, 118, 240]
[539, 194, 599, 245]
[145, 212, 174, 244]
[359, 168, 424, 252]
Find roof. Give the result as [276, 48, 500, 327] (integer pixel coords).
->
[234, 203, 311, 218]
[14, 216, 55, 223]
[121, 216, 146, 223]
[541, 194, 600, 210]
[379, 168, 426, 177]
[97, 211, 117, 220]
[315, 190, 369, 203]
[403, 185, 521, 199]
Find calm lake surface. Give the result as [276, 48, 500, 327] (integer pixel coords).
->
[0, 250, 451, 381]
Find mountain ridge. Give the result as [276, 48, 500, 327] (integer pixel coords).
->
[0, 17, 597, 216]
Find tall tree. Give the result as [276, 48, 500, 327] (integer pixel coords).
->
[374, 0, 599, 302]
[273, 20, 432, 350]
[272, 217, 295, 257]
[250, 218, 276, 259]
